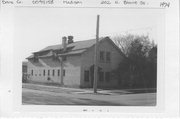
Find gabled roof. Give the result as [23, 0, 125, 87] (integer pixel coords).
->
[26, 55, 34, 59]
[27, 37, 103, 59]
[26, 37, 124, 59]
[39, 38, 100, 52]
[40, 58, 61, 67]
[28, 60, 44, 67]
[39, 44, 62, 52]
[38, 50, 54, 58]
[58, 49, 86, 56]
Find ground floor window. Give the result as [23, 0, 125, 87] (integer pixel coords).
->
[58, 69, 60, 76]
[48, 70, 50, 76]
[105, 72, 110, 82]
[99, 71, 104, 82]
[31, 70, 33, 76]
[84, 70, 89, 82]
[52, 69, 55, 76]
[43, 70, 45, 76]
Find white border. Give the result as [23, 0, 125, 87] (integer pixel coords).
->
[0, 0, 179, 118]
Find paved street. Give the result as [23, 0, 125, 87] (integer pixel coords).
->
[22, 83, 156, 106]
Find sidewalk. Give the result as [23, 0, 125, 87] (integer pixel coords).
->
[22, 83, 156, 106]
[22, 83, 156, 95]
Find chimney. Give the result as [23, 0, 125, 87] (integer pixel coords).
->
[62, 36, 67, 52]
[68, 35, 74, 44]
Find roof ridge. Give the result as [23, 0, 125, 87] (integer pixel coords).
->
[40, 38, 95, 49]
[73, 38, 95, 43]
[42, 37, 105, 48]
[32, 37, 108, 54]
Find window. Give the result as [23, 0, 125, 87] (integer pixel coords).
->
[52, 70, 55, 76]
[48, 70, 50, 76]
[106, 52, 111, 62]
[22, 65, 27, 73]
[62, 56, 67, 61]
[43, 70, 45, 76]
[99, 71, 104, 82]
[58, 69, 60, 76]
[84, 70, 89, 82]
[100, 51, 105, 61]
[33, 55, 39, 62]
[105, 72, 110, 82]
[63, 69, 65, 76]
[52, 52, 58, 61]
[31, 70, 33, 76]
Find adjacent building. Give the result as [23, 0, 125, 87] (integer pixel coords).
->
[25, 36, 124, 88]
[22, 61, 28, 82]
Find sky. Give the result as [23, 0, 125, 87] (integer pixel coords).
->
[14, 8, 164, 62]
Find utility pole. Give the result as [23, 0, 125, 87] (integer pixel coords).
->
[60, 36, 67, 86]
[60, 57, 64, 85]
[93, 15, 100, 93]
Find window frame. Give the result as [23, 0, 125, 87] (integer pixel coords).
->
[58, 69, 60, 76]
[31, 70, 33, 76]
[43, 70, 45, 76]
[52, 69, 55, 76]
[99, 51, 105, 62]
[62, 56, 67, 61]
[106, 51, 111, 62]
[48, 70, 50, 76]
[63, 69, 65, 76]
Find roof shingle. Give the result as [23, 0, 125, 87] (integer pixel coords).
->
[39, 38, 98, 52]
[27, 37, 109, 59]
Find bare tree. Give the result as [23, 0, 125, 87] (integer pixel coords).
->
[112, 34, 135, 57]
[111, 33, 157, 89]
[112, 34, 153, 57]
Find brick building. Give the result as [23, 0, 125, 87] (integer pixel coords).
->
[25, 36, 124, 88]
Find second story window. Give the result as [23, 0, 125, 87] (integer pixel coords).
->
[106, 52, 111, 62]
[33, 54, 39, 62]
[62, 56, 67, 61]
[100, 51, 105, 61]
